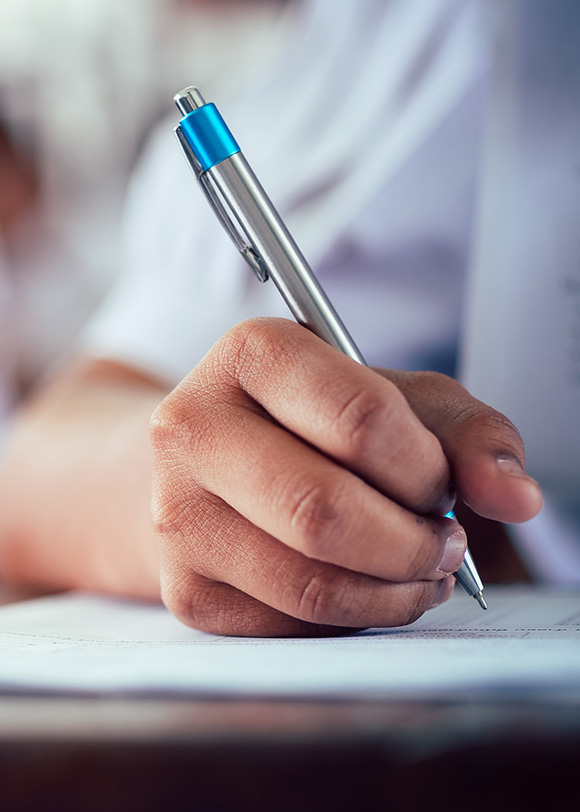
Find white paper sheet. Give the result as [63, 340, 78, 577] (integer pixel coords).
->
[0, 586, 578, 698]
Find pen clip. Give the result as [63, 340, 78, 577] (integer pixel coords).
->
[174, 125, 269, 283]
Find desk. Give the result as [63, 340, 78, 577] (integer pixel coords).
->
[1, 585, 579, 812]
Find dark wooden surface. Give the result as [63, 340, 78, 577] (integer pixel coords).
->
[1, 583, 579, 812]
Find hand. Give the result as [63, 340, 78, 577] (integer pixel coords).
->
[150, 318, 541, 636]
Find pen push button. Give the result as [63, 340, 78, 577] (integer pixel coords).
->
[174, 88, 268, 283]
[179, 104, 240, 173]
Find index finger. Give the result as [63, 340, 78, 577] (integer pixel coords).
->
[211, 318, 453, 516]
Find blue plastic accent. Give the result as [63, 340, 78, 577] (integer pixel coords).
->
[179, 103, 240, 171]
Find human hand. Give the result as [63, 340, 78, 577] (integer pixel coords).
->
[150, 318, 541, 636]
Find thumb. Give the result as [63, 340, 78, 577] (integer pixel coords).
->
[377, 370, 543, 524]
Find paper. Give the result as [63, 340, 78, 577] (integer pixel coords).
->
[0, 586, 578, 698]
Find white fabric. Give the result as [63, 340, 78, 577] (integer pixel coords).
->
[460, 0, 580, 580]
[85, 0, 486, 383]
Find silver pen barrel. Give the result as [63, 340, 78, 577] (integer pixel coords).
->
[207, 154, 366, 365]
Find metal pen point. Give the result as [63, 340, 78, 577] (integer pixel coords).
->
[452, 546, 487, 609]
[173, 86, 487, 611]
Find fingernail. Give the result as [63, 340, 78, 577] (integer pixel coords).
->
[436, 525, 467, 576]
[497, 456, 526, 476]
[497, 456, 542, 501]
[430, 575, 455, 609]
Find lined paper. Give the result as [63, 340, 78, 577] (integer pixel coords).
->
[0, 586, 578, 698]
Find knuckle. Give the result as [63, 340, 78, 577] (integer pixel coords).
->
[150, 387, 221, 482]
[424, 371, 523, 449]
[288, 479, 346, 561]
[335, 385, 394, 458]
[161, 570, 214, 631]
[149, 399, 179, 450]
[186, 587, 224, 634]
[163, 569, 274, 637]
[217, 318, 299, 385]
[150, 487, 190, 539]
[151, 482, 221, 550]
[160, 569, 195, 625]
[150, 389, 201, 450]
[294, 570, 364, 626]
[459, 405, 525, 457]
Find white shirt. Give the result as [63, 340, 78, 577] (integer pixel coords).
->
[461, 0, 580, 581]
[86, 0, 486, 382]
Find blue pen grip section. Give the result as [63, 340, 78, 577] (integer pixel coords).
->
[179, 103, 240, 171]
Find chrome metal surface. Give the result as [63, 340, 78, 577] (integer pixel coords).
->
[175, 125, 203, 176]
[454, 548, 486, 606]
[174, 86, 206, 116]
[175, 126, 268, 282]
[199, 169, 269, 282]
[208, 153, 366, 364]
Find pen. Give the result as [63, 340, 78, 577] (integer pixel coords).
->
[173, 86, 487, 611]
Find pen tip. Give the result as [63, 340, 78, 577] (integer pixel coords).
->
[475, 592, 488, 611]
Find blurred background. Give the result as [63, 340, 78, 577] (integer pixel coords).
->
[0, 0, 290, 417]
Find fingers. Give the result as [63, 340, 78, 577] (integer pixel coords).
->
[150, 318, 464, 637]
[197, 412, 465, 582]
[154, 485, 454, 636]
[152, 333, 467, 585]
[162, 569, 454, 638]
[208, 318, 453, 516]
[380, 370, 543, 523]
[152, 407, 466, 587]
[161, 569, 338, 637]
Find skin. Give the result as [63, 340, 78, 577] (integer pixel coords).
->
[0, 317, 542, 636]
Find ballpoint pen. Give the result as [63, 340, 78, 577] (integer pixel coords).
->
[173, 86, 487, 611]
